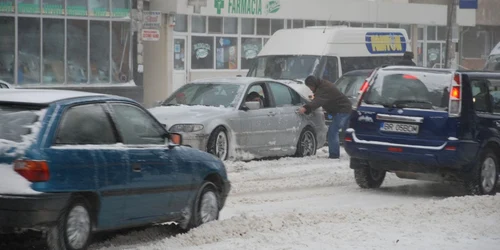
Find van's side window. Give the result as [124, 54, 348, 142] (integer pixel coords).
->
[471, 80, 492, 113]
[484, 78, 500, 114]
[322, 57, 339, 83]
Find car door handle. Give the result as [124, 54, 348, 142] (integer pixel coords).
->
[132, 164, 141, 172]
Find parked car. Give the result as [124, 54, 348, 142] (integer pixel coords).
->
[344, 66, 500, 195]
[0, 89, 230, 250]
[0, 80, 12, 89]
[149, 77, 327, 161]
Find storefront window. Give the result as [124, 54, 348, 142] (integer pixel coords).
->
[426, 43, 442, 68]
[0, 17, 14, 83]
[241, 18, 255, 35]
[350, 22, 362, 27]
[305, 20, 315, 27]
[0, 0, 14, 13]
[362, 23, 375, 28]
[224, 17, 238, 34]
[191, 36, 214, 69]
[90, 21, 110, 83]
[43, 0, 64, 15]
[427, 26, 436, 40]
[256, 19, 270, 35]
[112, 22, 130, 83]
[241, 38, 262, 69]
[43, 18, 64, 84]
[271, 19, 284, 35]
[174, 14, 187, 32]
[192, 16, 206, 33]
[67, 20, 88, 83]
[18, 0, 40, 14]
[401, 24, 411, 39]
[174, 39, 185, 70]
[437, 26, 447, 40]
[18, 18, 41, 84]
[316, 20, 326, 26]
[208, 16, 222, 34]
[90, 0, 110, 17]
[292, 20, 303, 28]
[112, 0, 130, 18]
[375, 23, 387, 28]
[216, 37, 237, 70]
[67, 0, 88, 16]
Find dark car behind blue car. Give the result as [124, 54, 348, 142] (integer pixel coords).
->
[344, 66, 500, 195]
[0, 90, 230, 250]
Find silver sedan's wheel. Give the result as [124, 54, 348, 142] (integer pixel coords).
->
[215, 131, 228, 160]
[295, 128, 317, 157]
[481, 157, 497, 194]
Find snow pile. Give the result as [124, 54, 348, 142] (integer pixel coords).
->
[91, 195, 500, 250]
[0, 164, 41, 195]
[0, 109, 46, 156]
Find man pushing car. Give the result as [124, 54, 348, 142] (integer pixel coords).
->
[298, 75, 352, 159]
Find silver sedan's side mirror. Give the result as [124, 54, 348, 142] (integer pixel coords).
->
[244, 101, 260, 110]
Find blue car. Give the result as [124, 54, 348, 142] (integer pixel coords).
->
[344, 66, 500, 195]
[0, 90, 230, 250]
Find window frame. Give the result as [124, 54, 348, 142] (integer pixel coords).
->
[267, 81, 297, 107]
[240, 81, 274, 110]
[106, 101, 169, 146]
[51, 102, 120, 146]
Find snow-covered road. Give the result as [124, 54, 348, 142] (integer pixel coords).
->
[90, 148, 500, 250]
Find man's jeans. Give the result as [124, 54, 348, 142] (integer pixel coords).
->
[328, 113, 351, 159]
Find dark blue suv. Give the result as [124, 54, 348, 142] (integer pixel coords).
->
[344, 66, 500, 195]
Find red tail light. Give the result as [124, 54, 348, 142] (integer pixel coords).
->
[388, 147, 403, 152]
[344, 136, 353, 142]
[445, 146, 456, 151]
[403, 74, 418, 80]
[454, 73, 461, 85]
[14, 160, 50, 182]
[451, 86, 460, 99]
[359, 81, 369, 92]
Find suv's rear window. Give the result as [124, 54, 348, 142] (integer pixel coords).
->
[362, 70, 452, 110]
[0, 105, 43, 142]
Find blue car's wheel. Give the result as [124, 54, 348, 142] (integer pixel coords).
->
[184, 181, 220, 230]
[47, 197, 93, 250]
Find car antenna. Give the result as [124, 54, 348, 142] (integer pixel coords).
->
[323, 14, 333, 33]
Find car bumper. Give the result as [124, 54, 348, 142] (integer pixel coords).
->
[0, 193, 70, 230]
[344, 131, 478, 172]
[180, 133, 210, 151]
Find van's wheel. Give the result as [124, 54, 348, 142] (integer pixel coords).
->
[184, 181, 220, 230]
[354, 163, 386, 189]
[207, 127, 229, 161]
[46, 197, 93, 250]
[463, 149, 498, 195]
[295, 127, 317, 157]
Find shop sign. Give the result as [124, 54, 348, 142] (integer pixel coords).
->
[365, 32, 407, 54]
[215, 0, 280, 15]
[43, 3, 64, 15]
[142, 29, 160, 41]
[143, 11, 162, 29]
[193, 43, 211, 59]
[0, 1, 14, 13]
[18, 3, 40, 14]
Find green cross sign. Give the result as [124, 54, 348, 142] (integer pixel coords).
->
[214, 0, 224, 14]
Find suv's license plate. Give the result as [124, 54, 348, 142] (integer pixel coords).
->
[380, 122, 419, 134]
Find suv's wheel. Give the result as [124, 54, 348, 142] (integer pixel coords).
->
[184, 181, 220, 230]
[354, 163, 386, 189]
[464, 149, 498, 195]
[207, 127, 229, 161]
[295, 127, 317, 157]
[47, 197, 93, 250]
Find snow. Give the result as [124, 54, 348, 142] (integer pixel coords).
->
[89, 148, 500, 250]
[0, 89, 107, 104]
[0, 109, 46, 157]
[0, 164, 41, 195]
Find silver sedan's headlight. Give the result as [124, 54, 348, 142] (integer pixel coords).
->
[169, 124, 204, 133]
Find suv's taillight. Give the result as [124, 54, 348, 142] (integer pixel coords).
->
[449, 73, 462, 117]
[354, 80, 370, 109]
[14, 160, 50, 182]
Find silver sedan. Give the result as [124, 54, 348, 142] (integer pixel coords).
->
[148, 77, 327, 161]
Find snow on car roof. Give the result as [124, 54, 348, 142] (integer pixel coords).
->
[0, 89, 109, 104]
[190, 77, 278, 85]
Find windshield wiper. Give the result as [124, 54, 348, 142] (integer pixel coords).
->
[364, 100, 392, 108]
[390, 100, 434, 109]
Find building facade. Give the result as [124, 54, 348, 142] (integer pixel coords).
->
[141, 0, 476, 107]
[0, 0, 142, 101]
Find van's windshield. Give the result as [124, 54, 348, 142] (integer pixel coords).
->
[247, 55, 321, 80]
[362, 70, 452, 111]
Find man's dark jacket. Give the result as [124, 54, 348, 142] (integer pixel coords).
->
[396, 58, 416, 66]
[303, 79, 352, 115]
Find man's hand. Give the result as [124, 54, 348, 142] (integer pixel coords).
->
[297, 107, 307, 115]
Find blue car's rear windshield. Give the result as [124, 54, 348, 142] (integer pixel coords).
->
[0, 104, 44, 143]
[362, 70, 453, 110]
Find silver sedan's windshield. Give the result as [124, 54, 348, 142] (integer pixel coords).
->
[162, 83, 244, 108]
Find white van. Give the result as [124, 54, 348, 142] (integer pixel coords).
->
[246, 26, 411, 83]
[484, 42, 500, 71]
